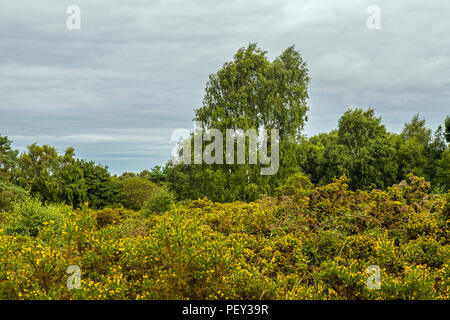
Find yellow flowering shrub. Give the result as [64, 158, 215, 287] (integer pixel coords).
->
[0, 175, 448, 300]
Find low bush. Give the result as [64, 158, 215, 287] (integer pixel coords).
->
[4, 196, 69, 237]
[141, 189, 175, 217]
[0, 182, 28, 212]
[94, 207, 135, 229]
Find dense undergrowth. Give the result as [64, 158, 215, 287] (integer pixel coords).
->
[0, 174, 448, 300]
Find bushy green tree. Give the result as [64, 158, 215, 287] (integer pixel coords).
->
[10, 143, 128, 208]
[13, 144, 86, 207]
[395, 114, 447, 184]
[443, 116, 449, 143]
[195, 44, 309, 140]
[167, 44, 310, 202]
[138, 166, 167, 186]
[426, 126, 448, 186]
[0, 135, 18, 182]
[435, 150, 450, 191]
[401, 114, 432, 146]
[336, 109, 398, 189]
[0, 135, 23, 211]
[301, 109, 398, 190]
[78, 160, 122, 208]
[394, 135, 428, 180]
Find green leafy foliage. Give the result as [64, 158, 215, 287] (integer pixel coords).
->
[0, 182, 27, 212]
[4, 196, 69, 237]
[77, 160, 122, 209]
[0, 135, 18, 183]
[141, 188, 175, 216]
[13, 144, 86, 207]
[119, 177, 158, 210]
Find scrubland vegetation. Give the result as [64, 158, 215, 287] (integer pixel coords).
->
[0, 44, 448, 299]
[0, 174, 449, 299]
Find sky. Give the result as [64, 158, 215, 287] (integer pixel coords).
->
[1, 0, 449, 174]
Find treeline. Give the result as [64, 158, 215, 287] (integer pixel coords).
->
[166, 110, 450, 202]
[1, 114, 448, 211]
[0, 137, 171, 211]
[296, 110, 449, 191]
[0, 44, 449, 210]
[165, 44, 449, 202]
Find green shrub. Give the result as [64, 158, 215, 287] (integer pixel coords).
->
[141, 189, 175, 217]
[277, 172, 313, 198]
[4, 196, 68, 237]
[120, 177, 158, 210]
[0, 182, 28, 212]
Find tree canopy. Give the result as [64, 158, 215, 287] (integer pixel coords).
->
[195, 43, 309, 140]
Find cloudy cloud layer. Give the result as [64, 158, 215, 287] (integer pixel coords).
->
[1, 0, 449, 173]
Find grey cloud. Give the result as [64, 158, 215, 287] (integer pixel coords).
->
[0, 0, 449, 174]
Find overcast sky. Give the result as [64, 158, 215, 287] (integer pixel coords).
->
[1, 0, 449, 174]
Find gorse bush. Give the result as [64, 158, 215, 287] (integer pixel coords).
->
[0, 175, 448, 300]
[4, 196, 68, 237]
[94, 207, 136, 229]
[110, 217, 149, 238]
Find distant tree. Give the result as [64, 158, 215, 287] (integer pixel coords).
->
[445, 116, 450, 143]
[426, 126, 448, 185]
[401, 114, 432, 146]
[0, 134, 18, 182]
[13, 144, 86, 207]
[311, 108, 398, 190]
[78, 160, 122, 208]
[435, 150, 450, 191]
[297, 132, 331, 185]
[118, 172, 137, 180]
[337, 108, 386, 156]
[139, 166, 167, 186]
[56, 147, 87, 207]
[397, 114, 440, 183]
[394, 135, 428, 181]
